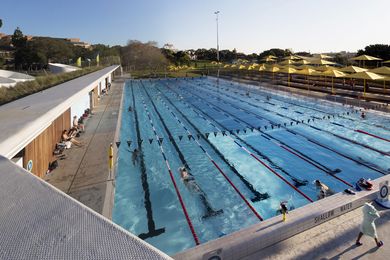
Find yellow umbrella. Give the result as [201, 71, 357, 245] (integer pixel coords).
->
[340, 66, 367, 73]
[296, 68, 318, 75]
[279, 59, 296, 65]
[239, 65, 246, 70]
[348, 71, 385, 80]
[313, 54, 332, 59]
[258, 64, 267, 80]
[296, 68, 318, 90]
[316, 65, 335, 71]
[340, 66, 367, 90]
[278, 67, 297, 73]
[224, 64, 231, 68]
[320, 69, 346, 94]
[350, 55, 382, 61]
[266, 66, 280, 80]
[263, 55, 277, 59]
[348, 71, 385, 96]
[231, 64, 237, 68]
[266, 65, 280, 72]
[369, 67, 390, 93]
[262, 57, 277, 63]
[350, 55, 382, 68]
[320, 69, 346, 77]
[369, 66, 390, 75]
[283, 55, 301, 60]
[296, 64, 316, 70]
[278, 67, 297, 87]
[385, 76, 390, 93]
[311, 59, 336, 65]
[279, 64, 298, 69]
[295, 59, 311, 65]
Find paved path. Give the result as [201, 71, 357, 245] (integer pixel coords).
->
[44, 78, 124, 215]
[244, 203, 390, 260]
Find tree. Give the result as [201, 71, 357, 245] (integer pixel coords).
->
[120, 40, 168, 71]
[11, 27, 27, 48]
[92, 44, 120, 58]
[258, 48, 292, 61]
[12, 27, 29, 69]
[161, 47, 176, 64]
[30, 37, 74, 63]
[0, 19, 3, 29]
[295, 51, 312, 57]
[333, 53, 349, 66]
[173, 51, 191, 65]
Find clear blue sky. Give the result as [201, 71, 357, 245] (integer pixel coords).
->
[1, 0, 389, 54]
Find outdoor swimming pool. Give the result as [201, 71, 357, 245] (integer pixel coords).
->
[113, 77, 389, 255]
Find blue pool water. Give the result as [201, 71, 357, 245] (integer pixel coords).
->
[113, 77, 390, 255]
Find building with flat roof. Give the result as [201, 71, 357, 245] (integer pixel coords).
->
[0, 65, 118, 177]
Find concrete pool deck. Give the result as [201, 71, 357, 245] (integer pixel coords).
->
[242, 203, 390, 260]
[44, 76, 126, 217]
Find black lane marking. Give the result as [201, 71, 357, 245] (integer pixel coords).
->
[131, 82, 165, 239]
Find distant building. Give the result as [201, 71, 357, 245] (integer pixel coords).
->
[65, 38, 92, 49]
[185, 50, 197, 60]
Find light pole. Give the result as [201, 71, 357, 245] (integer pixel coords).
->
[214, 11, 220, 83]
[214, 11, 220, 62]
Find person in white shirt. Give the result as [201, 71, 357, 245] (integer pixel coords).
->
[73, 116, 85, 132]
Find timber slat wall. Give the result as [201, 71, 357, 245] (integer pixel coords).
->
[23, 109, 70, 177]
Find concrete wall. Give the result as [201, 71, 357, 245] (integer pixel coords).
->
[71, 92, 90, 122]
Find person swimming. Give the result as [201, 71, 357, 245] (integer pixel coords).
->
[179, 167, 200, 193]
[132, 148, 139, 165]
[179, 167, 223, 219]
[361, 111, 366, 119]
[315, 180, 334, 199]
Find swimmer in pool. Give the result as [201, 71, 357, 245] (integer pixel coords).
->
[131, 148, 139, 165]
[179, 167, 223, 219]
[315, 180, 334, 200]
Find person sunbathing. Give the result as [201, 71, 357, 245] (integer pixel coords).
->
[62, 130, 83, 147]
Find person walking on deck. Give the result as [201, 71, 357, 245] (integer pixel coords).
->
[356, 203, 383, 248]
